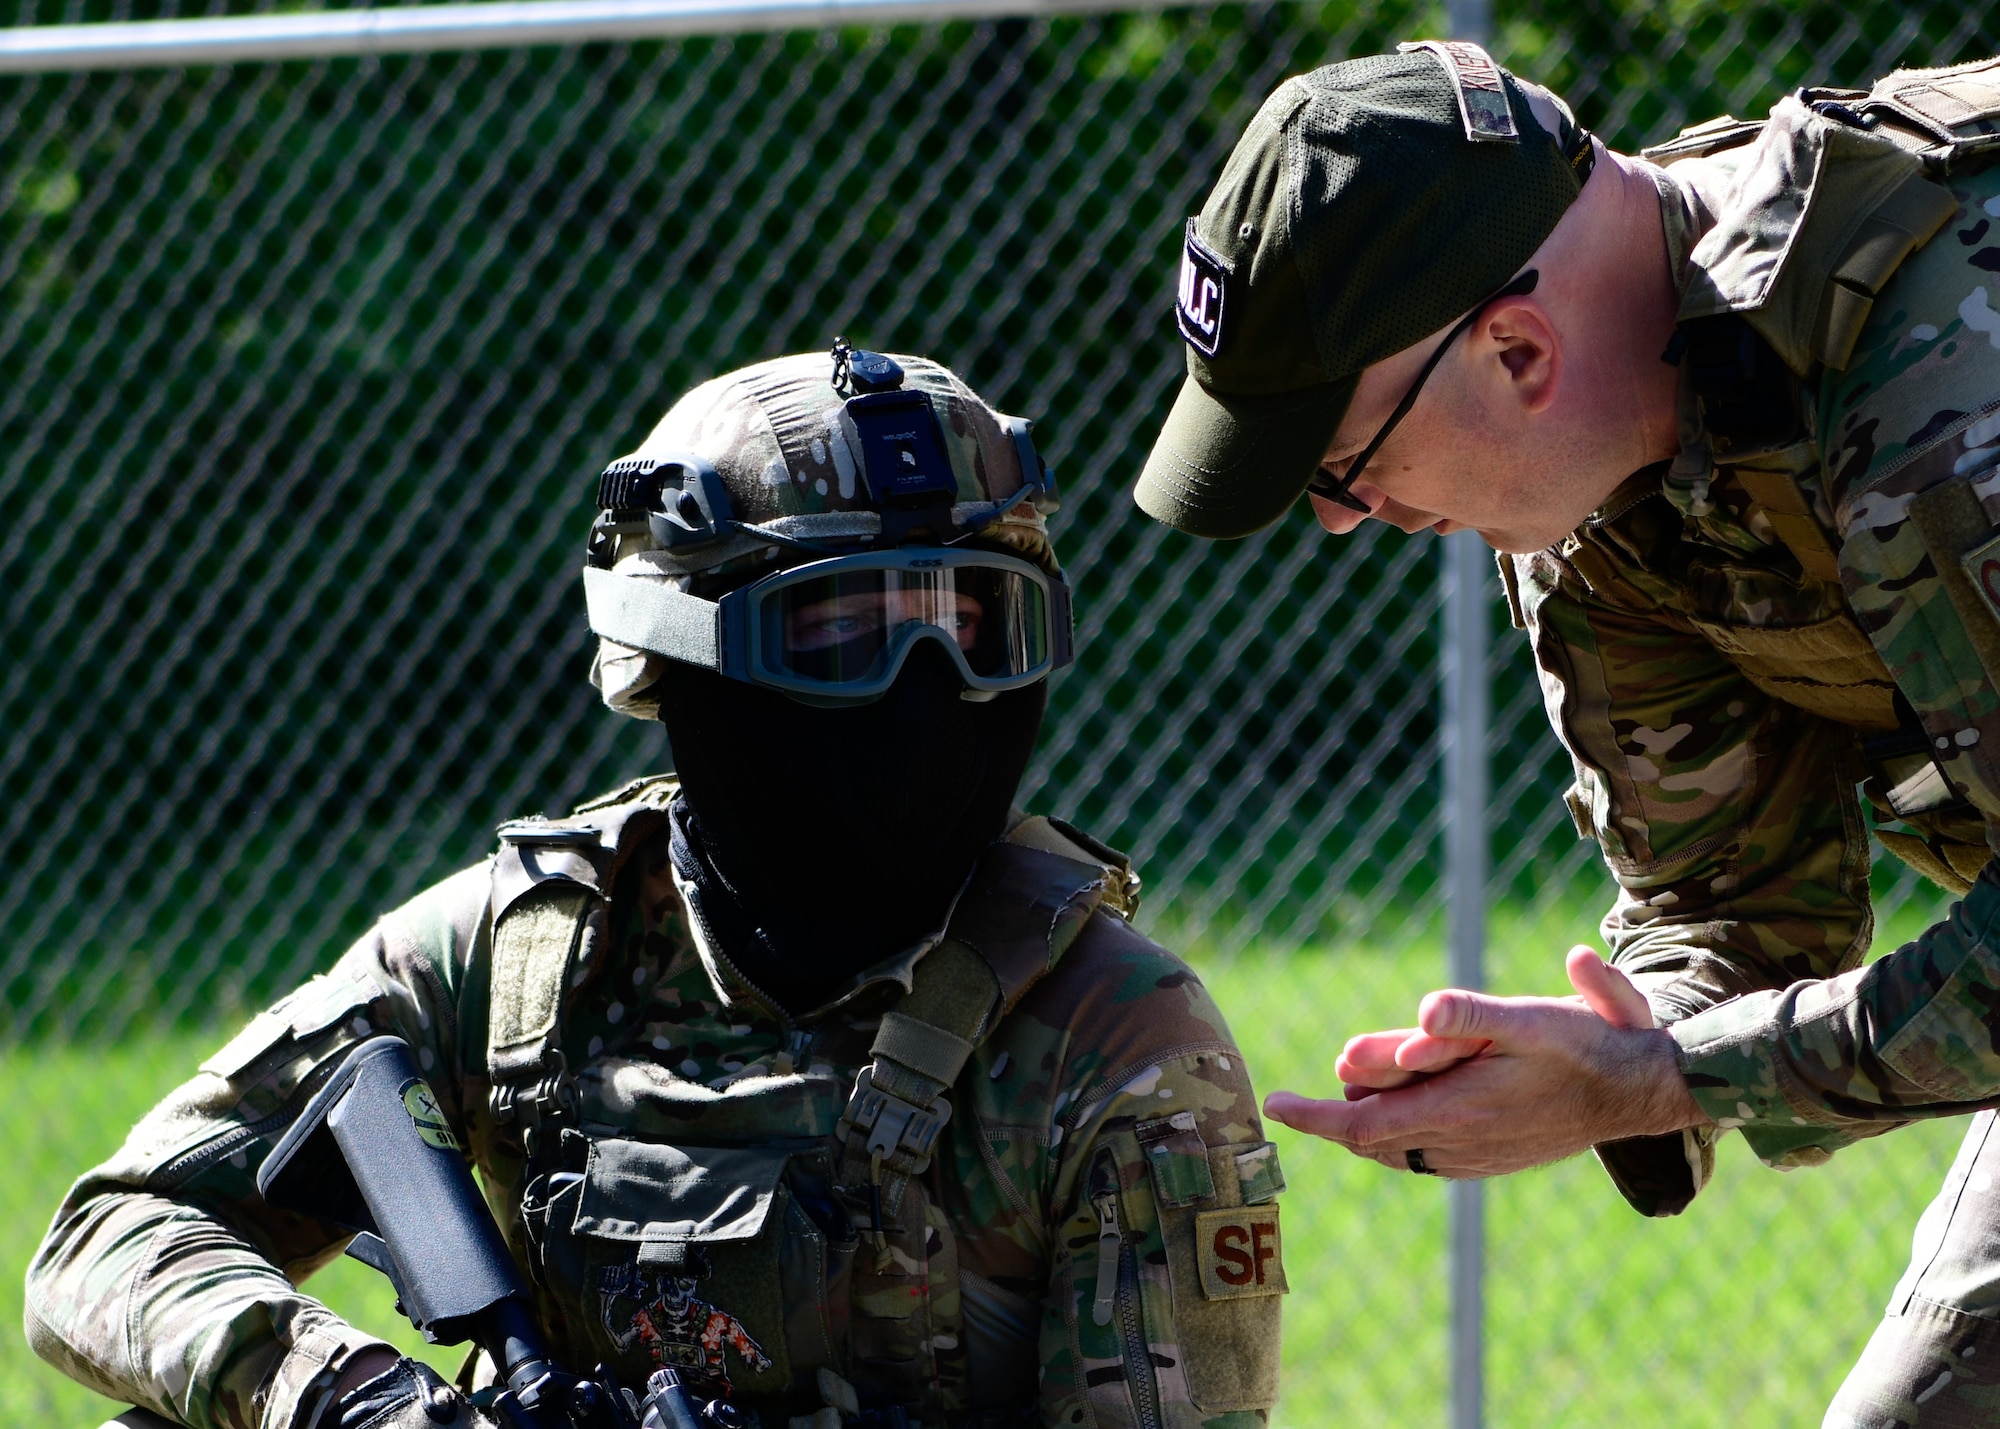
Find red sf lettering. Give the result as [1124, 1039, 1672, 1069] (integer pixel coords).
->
[1250, 1220, 1276, 1285]
[1212, 1223, 1254, 1285]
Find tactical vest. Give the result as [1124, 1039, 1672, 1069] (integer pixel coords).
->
[479, 775, 1141, 1428]
[1640, 57, 2000, 891]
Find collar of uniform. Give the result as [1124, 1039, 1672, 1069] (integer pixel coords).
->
[1583, 461, 1675, 528]
[1640, 146, 1744, 316]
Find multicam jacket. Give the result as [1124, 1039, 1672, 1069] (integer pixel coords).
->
[1510, 61, 2000, 1213]
[25, 780, 1284, 1429]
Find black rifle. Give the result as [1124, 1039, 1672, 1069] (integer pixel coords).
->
[257, 1034, 742, 1429]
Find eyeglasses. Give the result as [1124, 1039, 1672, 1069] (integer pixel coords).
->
[1306, 269, 1542, 515]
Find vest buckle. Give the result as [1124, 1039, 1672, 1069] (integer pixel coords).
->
[837, 1065, 952, 1174]
[489, 1050, 576, 1156]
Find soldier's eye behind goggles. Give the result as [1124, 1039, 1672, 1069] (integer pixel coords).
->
[585, 548, 1074, 705]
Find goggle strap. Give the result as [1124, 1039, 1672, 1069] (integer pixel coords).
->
[582, 566, 720, 668]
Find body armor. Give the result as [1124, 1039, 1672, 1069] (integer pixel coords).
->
[1632, 57, 2000, 890]
[482, 776, 1141, 1427]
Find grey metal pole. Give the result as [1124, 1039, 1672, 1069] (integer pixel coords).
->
[1441, 528, 1489, 1429]
[0, 0, 1207, 74]
[1441, 14, 1492, 1429]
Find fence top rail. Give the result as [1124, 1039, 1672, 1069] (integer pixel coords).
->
[0, 0, 1197, 73]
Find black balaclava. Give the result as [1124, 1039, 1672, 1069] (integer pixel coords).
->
[658, 638, 1047, 1013]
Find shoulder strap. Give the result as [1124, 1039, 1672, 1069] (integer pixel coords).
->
[1676, 95, 1959, 376]
[836, 840, 1112, 1229]
[1853, 58, 2000, 170]
[485, 775, 678, 1149]
[1640, 113, 1763, 164]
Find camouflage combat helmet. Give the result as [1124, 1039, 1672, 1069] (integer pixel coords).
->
[584, 345, 1068, 717]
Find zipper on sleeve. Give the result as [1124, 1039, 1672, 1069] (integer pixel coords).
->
[1116, 1227, 1162, 1429]
[1090, 1179, 1161, 1429]
[1090, 1190, 1122, 1326]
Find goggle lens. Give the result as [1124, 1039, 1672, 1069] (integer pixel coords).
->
[754, 564, 1051, 689]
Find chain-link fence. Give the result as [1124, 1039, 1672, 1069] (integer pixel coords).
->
[3, 0, 1998, 1424]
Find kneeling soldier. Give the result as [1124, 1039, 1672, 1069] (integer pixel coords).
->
[26, 348, 1287, 1429]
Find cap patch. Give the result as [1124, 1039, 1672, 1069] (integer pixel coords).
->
[1176, 218, 1230, 357]
[1399, 40, 1519, 143]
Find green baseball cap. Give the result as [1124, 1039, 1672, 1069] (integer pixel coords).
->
[1135, 42, 1595, 539]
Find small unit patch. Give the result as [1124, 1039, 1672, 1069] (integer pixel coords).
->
[1399, 40, 1519, 143]
[398, 1077, 460, 1151]
[1965, 531, 2000, 622]
[1177, 219, 1229, 357]
[1194, 1205, 1287, 1299]
[1138, 1111, 1216, 1208]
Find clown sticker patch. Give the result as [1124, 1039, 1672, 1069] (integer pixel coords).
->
[599, 1263, 771, 1397]
[1194, 1206, 1287, 1299]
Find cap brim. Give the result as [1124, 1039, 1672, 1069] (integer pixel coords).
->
[1133, 375, 1356, 539]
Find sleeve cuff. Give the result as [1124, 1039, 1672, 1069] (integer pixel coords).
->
[1594, 1126, 1717, 1217]
[1668, 988, 1895, 1170]
[257, 1305, 397, 1429]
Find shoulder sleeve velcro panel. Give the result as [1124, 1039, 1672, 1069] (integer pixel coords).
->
[488, 883, 595, 1082]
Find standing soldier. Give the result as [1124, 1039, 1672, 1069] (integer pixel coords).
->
[1134, 39, 2000, 1426]
[29, 349, 1287, 1429]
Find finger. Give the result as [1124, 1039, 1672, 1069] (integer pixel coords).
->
[1339, 1029, 1419, 1071]
[1565, 945, 1655, 1029]
[1343, 1073, 1420, 1099]
[1338, 1064, 1423, 1093]
[1416, 988, 1543, 1044]
[1269, 1077, 1469, 1153]
[1264, 1090, 1372, 1142]
[1391, 1031, 1490, 1072]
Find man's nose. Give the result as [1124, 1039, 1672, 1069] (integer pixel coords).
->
[1308, 489, 1375, 536]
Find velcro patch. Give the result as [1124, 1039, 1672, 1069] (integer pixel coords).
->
[1232, 1141, 1286, 1206]
[1138, 1111, 1216, 1208]
[1194, 1206, 1287, 1299]
[1176, 219, 1229, 357]
[1400, 40, 1519, 143]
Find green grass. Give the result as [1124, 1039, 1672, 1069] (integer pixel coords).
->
[2, 904, 1967, 1426]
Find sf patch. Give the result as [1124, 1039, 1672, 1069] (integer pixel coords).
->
[1177, 219, 1229, 358]
[1194, 1206, 1286, 1299]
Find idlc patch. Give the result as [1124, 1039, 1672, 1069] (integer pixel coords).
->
[1177, 219, 1229, 358]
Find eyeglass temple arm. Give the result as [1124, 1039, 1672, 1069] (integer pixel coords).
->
[1306, 268, 1541, 515]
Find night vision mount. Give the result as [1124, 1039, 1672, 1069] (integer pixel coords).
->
[587, 453, 737, 569]
[585, 346, 1057, 573]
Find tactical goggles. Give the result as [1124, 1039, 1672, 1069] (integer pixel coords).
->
[584, 547, 1073, 705]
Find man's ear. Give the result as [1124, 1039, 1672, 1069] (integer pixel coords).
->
[1477, 296, 1561, 415]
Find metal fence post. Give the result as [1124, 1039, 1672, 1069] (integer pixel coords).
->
[1441, 526, 1489, 1429]
[1442, 19, 1492, 1429]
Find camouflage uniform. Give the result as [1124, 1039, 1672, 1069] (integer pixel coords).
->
[25, 792, 1284, 1429]
[1507, 62, 2000, 1423]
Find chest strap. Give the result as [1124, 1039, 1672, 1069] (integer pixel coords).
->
[835, 838, 1119, 1229]
[486, 777, 678, 1151]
